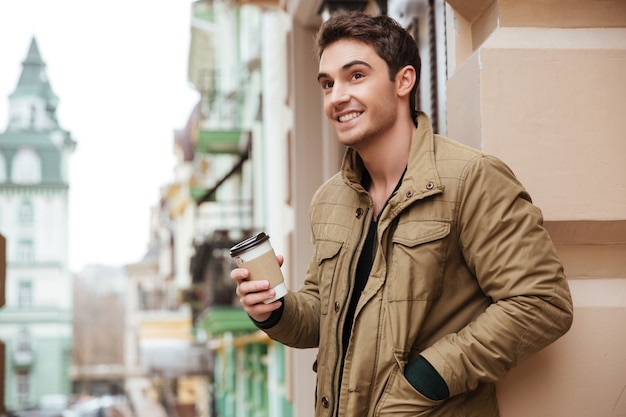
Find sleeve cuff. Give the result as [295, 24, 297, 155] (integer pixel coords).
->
[404, 355, 450, 401]
[249, 297, 285, 330]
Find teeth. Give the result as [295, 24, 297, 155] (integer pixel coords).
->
[338, 112, 361, 122]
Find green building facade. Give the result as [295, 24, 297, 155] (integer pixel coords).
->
[0, 37, 75, 411]
[199, 307, 293, 417]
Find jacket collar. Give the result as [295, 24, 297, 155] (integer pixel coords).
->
[341, 112, 444, 212]
[402, 111, 444, 200]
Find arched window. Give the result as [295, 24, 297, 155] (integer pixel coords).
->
[12, 147, 41, 184]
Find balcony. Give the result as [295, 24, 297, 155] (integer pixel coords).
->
[198, 306, 257, 337]
[12, 348, 34, 368]
[196, 129, 246, 155]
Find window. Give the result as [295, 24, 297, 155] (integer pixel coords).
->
[17, 240, 34, 263]
[19, 200, 34, 225]
[18, 281, 32, 309]
[390, 0, 448, 135]
[13, 329, 34, 369]
[0, 151, 6, 182]
[16, 329, 32, 352]
[16, 370, 30, 404]
[12, 147, 41, 184]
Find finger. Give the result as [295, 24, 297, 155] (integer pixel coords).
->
[230, 267, 249, 283]
[238, 279, 271, 297]
[242, 296, 283, 322]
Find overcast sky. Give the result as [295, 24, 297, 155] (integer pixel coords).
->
[0, 1, 199, 272]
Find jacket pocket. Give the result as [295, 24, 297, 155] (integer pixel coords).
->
[374, 357, 443, 416]
[387, 220, 451, 301]
[315, 239, 343, 315]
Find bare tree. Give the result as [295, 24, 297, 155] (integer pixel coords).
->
[72, 266, 125, 395]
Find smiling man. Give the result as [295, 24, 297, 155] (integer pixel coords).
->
[232, 11, 573, 417]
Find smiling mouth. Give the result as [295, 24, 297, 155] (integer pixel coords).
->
[338, 111, 362, 123]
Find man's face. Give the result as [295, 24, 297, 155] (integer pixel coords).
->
[317, 39, 399, 150]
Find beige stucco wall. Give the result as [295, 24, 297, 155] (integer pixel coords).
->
[448, 27, 626, 220]
[498, 279, 626, 416]
[281, 0, 626, 415]
[446, 0, 626, 415]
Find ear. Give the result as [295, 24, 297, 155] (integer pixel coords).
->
[396, 65, 416, 98]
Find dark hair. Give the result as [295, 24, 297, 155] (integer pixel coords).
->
[315, 11, 421, 126]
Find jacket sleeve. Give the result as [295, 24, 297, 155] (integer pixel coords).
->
[259, 255, 323, 349]
[419, 155, 573, 397]
[256, 174, 349, 349]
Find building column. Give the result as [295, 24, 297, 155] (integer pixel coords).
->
[445, 1, 626, 416]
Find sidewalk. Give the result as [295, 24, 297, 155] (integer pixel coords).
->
[108, 404, 136, 417]
[129, 397, 167, 417]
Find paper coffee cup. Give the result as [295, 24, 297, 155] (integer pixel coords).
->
[230, 232, 287, 304]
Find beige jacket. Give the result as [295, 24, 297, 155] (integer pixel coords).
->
[263, 113, 573, 416]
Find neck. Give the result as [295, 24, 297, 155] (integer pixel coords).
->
[359, 126, 414, 219]
[359, 125, 414, 191]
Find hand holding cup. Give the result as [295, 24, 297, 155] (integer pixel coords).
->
[230, 233, 287, 321]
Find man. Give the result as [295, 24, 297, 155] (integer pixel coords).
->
[232, 11, 573, 417]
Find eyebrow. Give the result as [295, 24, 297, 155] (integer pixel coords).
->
[317, 59, 373, 82]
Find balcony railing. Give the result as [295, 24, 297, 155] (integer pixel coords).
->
[12, 349, 34, 368]
[194, 200, 253, 241]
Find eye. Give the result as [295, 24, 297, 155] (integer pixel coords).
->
[352, 72, 364, 81]
[320, 79, 334, 90]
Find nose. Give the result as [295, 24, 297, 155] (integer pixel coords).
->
[328, 82, 349, 107]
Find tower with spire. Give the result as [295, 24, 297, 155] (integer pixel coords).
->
[0, 37, 75, 411]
